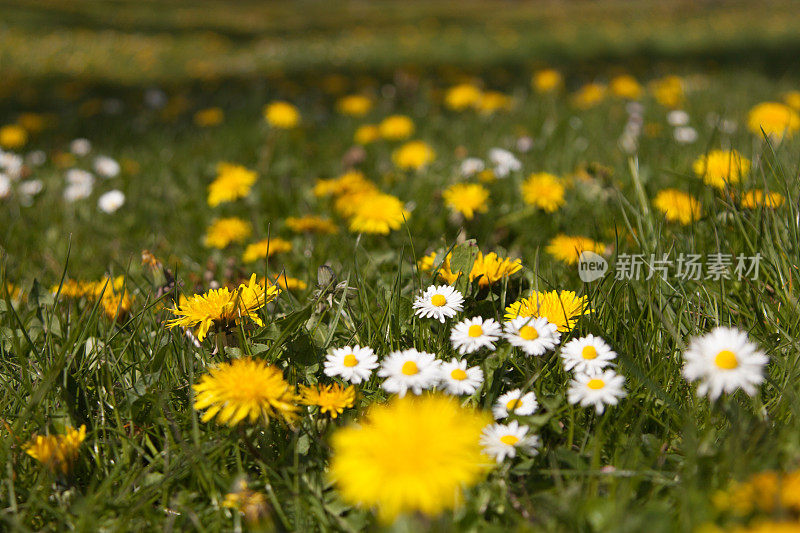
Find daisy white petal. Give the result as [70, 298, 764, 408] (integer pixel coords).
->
[567, 369, 626, 414]
[412, 284, 464, 323]
[480, 420, 539, 463]
[378, 349, 441, 397]
[560, 334, 617, 374]
[323, 345, 379, 384]
[503, 316, 560, 356]
[450, 316, 502, 355]
[439, 358, 483, 395]
[493, 388, 538, 419]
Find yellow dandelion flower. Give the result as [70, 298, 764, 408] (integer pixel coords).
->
[442, 183, 489, 220]
[469, 251, 522, 287]
[417, 251, 461, 284]
[242, 237, 293, 263]
[417, 252, 437, 272]
[354, 124, 381, 144]
[477, 169, 497, 183]
[207, 163, 257, 207]
[609, 74, 643, 100]
[25, 425, 86, 474]
[741, 189, 785, 209]
[572, 83, 606, 109]
[348, 193, 410, 234]
[263, 101, 300, 129]
[330, 394, 490, 523]
[285, 215, 338, 234]
[193, 357, 298, 426]
[313, 170, 375, 198]
[532, 69, 563, 93]
[223, 480, 269, 524]
[445, 84, 482, 111]
[692, 149, 750, 189]
[392, 140, 435, 171]
[0, 124, 28, 149]
[167, 274, 278, 341]
[747, 102, 800, 140]
[378, 114, 414, 140]
[784, 91, 800, 111]
[17, 112, 48, 133]
[505, 290, 590, 332]
[521, 172, 566, 212]
[547, 234, 606, 265]
[266, 274, 308, 291]
[337, 95, 373, 117]
[300, 383, 356, 418]
[477, 91, 513, 114]
[653, 189, 701, 225]
[203, 217, 252, 249]
[649, 76, 684, 108]
[193, 107, 224, 127]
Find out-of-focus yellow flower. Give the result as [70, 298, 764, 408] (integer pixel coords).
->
[203, 217, 252, 249]
[653, 189, 701, 225]
[17, 112, 48, 133]
[264, 101, 301, 129]
[445, 83, 483, 111]
[354, 124, 381, 144]
[337, 95, 373, 117]
[609, 75, 643, 100]
[649, 76, 684, 108]
[348, 193, 410, 234]
[0, 124, 28, 149]
[741, 189, 785, 209]
[314, 170, 376, 199]
[193, 107, 224, 127]
[546, 235, 607, 265]
[692, 149, 750, 189]
[572, 83, 606, 109]
[286, 215, 338, 234]
[521, 172, 566, 212]
[378, 115, 414, 140]
[532, 69, 563, 93]
[207, 163, 257, 207]
[392, 140, 435, 170]
[223, 480, 269, 524]
[25, 425, 86, 474]
[300, 383, 356, 418]
[477, 91, 513, 114]
[442, 183, 489, 219]
[747, 102, 800, 141]
[242, 237, 293, 263]
[784, 91, 800, 111]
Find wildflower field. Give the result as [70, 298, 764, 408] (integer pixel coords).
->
[4, 1, 800, 531]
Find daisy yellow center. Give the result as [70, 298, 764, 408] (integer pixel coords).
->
[714, 350, 739, 370]
[519, 325, 539, 340]
[431, 294, 447, 307]
[401, 361, 419, 376]
[587, 378, 605, 390]
[582, 346, 598, 360]
[506, 399, 522, 410]
[500, 435, 519, 446]
[343, 354, 358, 367]
[468, 324, 483, 337]
[450, 368, 468, 381]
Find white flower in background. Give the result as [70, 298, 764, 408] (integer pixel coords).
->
[667, 110, 690, 126]
[323, 345, 378, 384]
[503, 316, 560, 356]
[64, 169, 94, 202]
[438, 358, 483, 395]
[480, 420, 539, 463]
[488, 148, 521, 177]
[70, 138, 92, 156]
[94, 156, 120, 178]
[378, 349, 441, 397]
[450, 316, 502, 355]
[516, 136, 534, 153]
[412, 284, 464, 323]
[26, 150, 46, 166]
[98, 190, 125, 213]
[0, 174, 11, 199]
[567, 369, 626, 414]
[626, 101, 645, 117]
[66, 168, 94, 186]
[459, 157, 485, 177]
[682, 326, 768, 401]
[493, 388, 538, 419]
[674, 126, 698, 144]
[18, 179, 43, 206]
[560, 334, 617, 374]
[0, 152, 23, 178]
[145, 88, 168, 109]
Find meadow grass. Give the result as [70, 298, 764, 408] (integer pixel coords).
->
[2, 2, 800, 531]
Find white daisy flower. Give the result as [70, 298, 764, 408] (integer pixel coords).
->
[488, 148, 521, 177]
[493, 388, 538, 419]
[98, 190, 125, 213]
[323, 345, 378, 384]
[412, 284, 464, 323]
[450, 316, 502, 355]
[560, 334, 617, 374]
[94, 156, 120, 178]
[567, 369, 626, 414]
[439, 358, 483, 395]
[682, 326, 768, 401]
[480, 420, 539, 463]
[503, 317, 560, 356]
[460, 157, 485, 177]
[378, 349, 441, 397]
[70, 138, 92, 156]
[0, 174, 10, 199]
